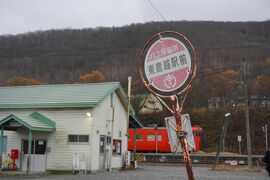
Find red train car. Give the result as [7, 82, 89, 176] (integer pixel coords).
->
[128, 126, 204, 153]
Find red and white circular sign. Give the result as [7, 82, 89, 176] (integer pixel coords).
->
[144, 37, 191, 92]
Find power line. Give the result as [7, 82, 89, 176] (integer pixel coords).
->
[146, 0, 167, 21]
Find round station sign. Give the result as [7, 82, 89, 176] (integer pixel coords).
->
[140, 31, 197, 97]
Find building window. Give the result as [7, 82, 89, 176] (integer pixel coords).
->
[107, 136, 111, 144]
[0, 136, 7, 153]
[113, 140, 121, 155]
[68, 135, 89, 144]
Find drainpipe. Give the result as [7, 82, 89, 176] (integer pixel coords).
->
[109, 93, 115, 172]
[27, 130, 32, 174]
[0, 127, 3, 171]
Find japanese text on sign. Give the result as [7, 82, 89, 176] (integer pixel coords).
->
[144, 37, 191, 92]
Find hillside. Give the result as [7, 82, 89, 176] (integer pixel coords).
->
[0, 21, 270, 87]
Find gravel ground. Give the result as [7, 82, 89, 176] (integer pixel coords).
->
[0, 163, 269, 180]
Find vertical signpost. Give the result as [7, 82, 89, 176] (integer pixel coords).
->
[139, 31, 197, 180]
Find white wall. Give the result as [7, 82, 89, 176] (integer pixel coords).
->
[90, 92, 128, 171]
[111, 93, 128, 168]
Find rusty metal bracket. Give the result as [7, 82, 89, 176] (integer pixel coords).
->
[176, 130, 188, 138]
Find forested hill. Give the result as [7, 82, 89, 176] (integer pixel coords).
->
[0, 21, 270, 87]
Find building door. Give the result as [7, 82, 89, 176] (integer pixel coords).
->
[99, 136, 106, 171]
[21, 139, 47, 172]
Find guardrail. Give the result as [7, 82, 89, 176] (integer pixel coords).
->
[132, 153, 264, 166]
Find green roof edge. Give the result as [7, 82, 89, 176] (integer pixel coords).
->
[30, 112, 56, 128]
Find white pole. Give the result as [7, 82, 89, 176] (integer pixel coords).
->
[127, 76, 132, 165]
[127, 76, 132, 131]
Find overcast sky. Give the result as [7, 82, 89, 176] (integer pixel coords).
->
[0, 0, 270, 35]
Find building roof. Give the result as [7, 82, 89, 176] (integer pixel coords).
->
[0, 82, 124, 109]
[0, 82, 143, 128]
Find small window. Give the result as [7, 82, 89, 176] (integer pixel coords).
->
[35, 140, 47, 154]
[68, 135, 78, 142]
[79, 135, 89, 142]
[68, 135, 89, 143]
[136, 134, 142, 141]
[158, 135, 162, 141]
[113, 140, 121, 155]
[107, 136, 111, 144]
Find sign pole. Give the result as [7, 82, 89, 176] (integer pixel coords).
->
[171, 95, 194, 180]
[140, 31, 197, 180]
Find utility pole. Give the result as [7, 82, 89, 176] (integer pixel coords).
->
[242, 58, 252, 168]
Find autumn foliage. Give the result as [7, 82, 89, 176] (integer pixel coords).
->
[4, 76, 42, 86]
[252, 75, 270, 96]
[79, 70, 107, 83]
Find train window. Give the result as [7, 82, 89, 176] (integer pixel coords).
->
[147, 135, 155, 141]
[146, 134, 162, 141]
[158, 135, 162, 141]
[136, 134, 143, 141]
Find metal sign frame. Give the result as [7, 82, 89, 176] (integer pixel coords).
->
[139, 31, 197, 98]
[139, 31, 197, 180]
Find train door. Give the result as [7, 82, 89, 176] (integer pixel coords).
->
[193, 131, 201, 152]
[192, 126, 204, 152]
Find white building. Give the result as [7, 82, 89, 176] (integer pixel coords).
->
[0, 82, 142, 173]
